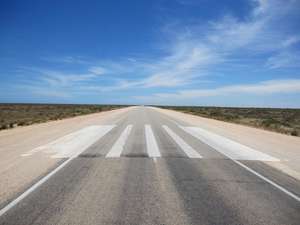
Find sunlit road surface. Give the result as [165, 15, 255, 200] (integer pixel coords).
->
[0, 106, 299, 225]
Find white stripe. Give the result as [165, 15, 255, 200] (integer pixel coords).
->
[163, 125, 202, 158]
[180, 126, 279, 161]
[0, 157, 72, 217]
[145, 125, 161, 157]
[106, 125, 132, 158]
[233, 159, 300, 202]
[22, 125, 115, 158]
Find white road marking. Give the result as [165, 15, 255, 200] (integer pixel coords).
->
[145, 125, 161, 158]
[0, 157, 72, 217]
[165, 117, 182, 127]
[163, 125, 202, 158]
[22, 125, 115, 158]
[180, 125, 300, 202]
[233, 159, 300, 202]
[106, 125, 132, 158]
[180, 126, 279, 161]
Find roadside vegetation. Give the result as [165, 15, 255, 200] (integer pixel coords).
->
[159, 106, 300, 137]
[0, 104, 127, 131]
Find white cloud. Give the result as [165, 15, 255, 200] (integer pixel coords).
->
[85, 44, 218, 91]
[93, 36, 223, 90]
[42, 56, 88, 64]
[136, 79, 300, 102]
[252, 0, 269, 15]
[15, 67, 104, 98]
[139, 44, 219, 87]
[40, 71, 97, 87]
[282, 36, 300, 48]
[96, 0, 300, 90]
[15, 0, 300, 102]
[266, 52, 300, 69]
[88, 66, 106, 75]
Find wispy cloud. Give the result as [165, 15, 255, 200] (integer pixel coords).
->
[32, 69, 100, 86]
[281, 36, 300, 48]
[10, 0, 300, 105]
[88, 66, 107, 75]
[15, 66, 106, 98]
[142, 43, 221, 87]
[266, 52, 300, 69]
[41, 56, 88, 64]
[91, 0, 300, 90]
[136, 79, 300, 102]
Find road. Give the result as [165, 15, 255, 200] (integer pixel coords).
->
[0, 106, 299, 225]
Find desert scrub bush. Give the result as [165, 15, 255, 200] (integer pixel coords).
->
[0, 104, 127, 131]
[261, 118, 279, 127]
[291, 130, 298, 136]
[0, 124, 7, 130]
[17, 121, 26, 126]
[159, 106, 300, 137]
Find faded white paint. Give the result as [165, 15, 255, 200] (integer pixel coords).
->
[22, 125, 115, 158]
[145, 125, 161, 157]
[181, 126, 279, 161]
[106, 125, 132, 158]
[163, 125, 202, 158]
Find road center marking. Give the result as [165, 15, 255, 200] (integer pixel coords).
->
[106, 125, 132, 158]
[145, 125, 161, 158]
[163, 125, 202, 158]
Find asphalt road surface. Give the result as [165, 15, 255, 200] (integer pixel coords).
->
[0, 106, 299, 225]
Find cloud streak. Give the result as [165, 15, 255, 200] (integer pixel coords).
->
[136, 79, 300, 102]
[88, 0, 300, 90]
[9, 0, 300, 106]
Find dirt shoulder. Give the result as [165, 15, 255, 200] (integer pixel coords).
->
[154, 107, 300, 180]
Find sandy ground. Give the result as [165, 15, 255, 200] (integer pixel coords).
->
[0, 107, 132, 208]
[154, 107, 300, 180]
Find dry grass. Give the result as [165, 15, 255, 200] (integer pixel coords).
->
[159, 106, 300, 137]
[0, 103, 127, 130]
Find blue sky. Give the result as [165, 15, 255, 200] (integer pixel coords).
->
[0, 0, 300, 107]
